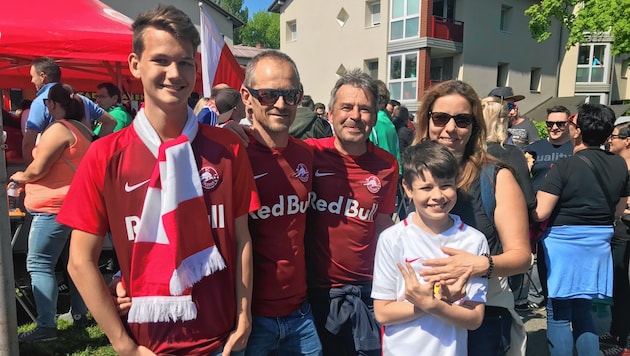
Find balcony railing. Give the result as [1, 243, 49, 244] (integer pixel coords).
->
[431, 16, 464, 43]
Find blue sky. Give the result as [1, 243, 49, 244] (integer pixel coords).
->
[243, 0, 272, 17]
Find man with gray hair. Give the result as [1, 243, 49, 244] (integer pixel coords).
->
[305, 69, 398, 355]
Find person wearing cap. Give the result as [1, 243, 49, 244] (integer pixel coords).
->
[215, 87, 245, 125]
[489, 87, 539, 150]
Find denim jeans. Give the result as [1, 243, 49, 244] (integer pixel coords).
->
[468, 306, 512, 356]
[26, 212, 86, 328]
[210, 347, 246, 356]
[546, 298, 599, 356]
[245, 302, 322, 356]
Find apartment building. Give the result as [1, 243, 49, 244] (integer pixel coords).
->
[269, 0, 628, 117]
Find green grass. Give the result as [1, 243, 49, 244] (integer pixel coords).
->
[17, 319, 115, 356]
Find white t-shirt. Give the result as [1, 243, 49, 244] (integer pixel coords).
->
[371, 213, 489, 356]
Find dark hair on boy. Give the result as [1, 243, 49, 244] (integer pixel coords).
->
[402, 140, 459, 186]
[48, 83, 85, 121]
[132, 5, 200, 57]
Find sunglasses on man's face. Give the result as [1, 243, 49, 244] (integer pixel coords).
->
[567, 113, 578, 127]
[507, 102, 517, 111]
[246, 87, 302, 106]
[428, 112, 475, 128]
[545, 121, 567, 129]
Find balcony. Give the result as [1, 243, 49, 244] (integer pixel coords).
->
[431, 16, 463, 43]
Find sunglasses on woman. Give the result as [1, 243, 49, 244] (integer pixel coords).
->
[246, 87, 302, 106]
[429, 112, 475, 128]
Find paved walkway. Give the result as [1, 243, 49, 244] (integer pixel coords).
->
[522, 308, 550, 356]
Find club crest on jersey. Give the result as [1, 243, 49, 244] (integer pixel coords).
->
[364, 175, 381, 194]
[294, 163, 309, 183]
[199, 166, 220, 190]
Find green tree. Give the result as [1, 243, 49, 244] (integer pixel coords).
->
[526, 0, 630, 55]
[239, 12, 280, 49]
[212, 0, 248, 44]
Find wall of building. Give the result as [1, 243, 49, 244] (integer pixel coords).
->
[102, 0, 236, 46]
[454, 0, 563, 114]
[279, 0, 388, 105]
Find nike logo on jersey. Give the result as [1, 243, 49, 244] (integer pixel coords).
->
[314, 170, 335, 177]
[124, 179, 150, 193]
[404, 257, 421, 264]
[254, 173, 269, 180]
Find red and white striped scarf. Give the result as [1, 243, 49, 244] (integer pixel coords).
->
[127, 109, 225, 323]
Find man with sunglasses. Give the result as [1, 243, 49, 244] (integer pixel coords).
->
[239, 50, 323, 355]
[518, 105, 574, 312]
[489, 86, 538, 150]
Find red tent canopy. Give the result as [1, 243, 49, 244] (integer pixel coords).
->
[0, 0, 202, 93]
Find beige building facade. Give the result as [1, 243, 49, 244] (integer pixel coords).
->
[270, 0, 629, 118]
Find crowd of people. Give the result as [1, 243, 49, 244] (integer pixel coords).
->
[3, 3, 630, 356]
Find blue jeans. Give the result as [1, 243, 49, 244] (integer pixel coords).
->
[547, 298, 599, 356]
[468, 306, 512, 356]
[210, 347, 246, 356]
[26, 213, 86, 328]
[245, 302, 322, 356]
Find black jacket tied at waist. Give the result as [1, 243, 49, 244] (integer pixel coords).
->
[325, 285, 381, 352]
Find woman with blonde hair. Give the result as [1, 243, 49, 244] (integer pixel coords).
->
[414, 80, 531, 356]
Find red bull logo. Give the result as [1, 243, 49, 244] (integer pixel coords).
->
[294, 163, 310, 183]
[200, 166, 221, 190]
[364, 175, 381, 194]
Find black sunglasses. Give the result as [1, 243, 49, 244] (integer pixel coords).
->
[429, 112, 475, 128]
[610, 134, 628, 140]
[43, 98, 49, 106]
[246, 87, 302, 106]
[545, 121, 567, 129]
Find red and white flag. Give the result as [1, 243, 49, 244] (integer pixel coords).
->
[199, 3, 245, 96]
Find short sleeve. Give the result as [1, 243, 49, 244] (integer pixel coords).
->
[82, 96, 106, 122]
[25, 99, 49, 132]
[538, 158, 565, 197]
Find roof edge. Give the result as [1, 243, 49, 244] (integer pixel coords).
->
[201, 0, 245, 28]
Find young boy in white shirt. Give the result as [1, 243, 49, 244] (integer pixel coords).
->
[371, 140, 488, 356]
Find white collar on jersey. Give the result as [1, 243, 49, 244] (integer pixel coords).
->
[133, 107, 198, 158]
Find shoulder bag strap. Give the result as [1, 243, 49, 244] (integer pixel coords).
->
[576, 153, 614, 213]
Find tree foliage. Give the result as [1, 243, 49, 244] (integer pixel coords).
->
[212, 0, 248, 43]
[239, 12, 280, 49]
[526, 0, 630, 55]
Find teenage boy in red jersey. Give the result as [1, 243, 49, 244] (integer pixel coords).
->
[57, 5, 259, 356]
[240, 50, 322, 355]
[305, 69, 399, 355]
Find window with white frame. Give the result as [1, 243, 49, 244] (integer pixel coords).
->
[366, 1, 381, 27]
[287, 21, 297, 42]
[576, 93, 607, 104]
[390, 0, 420, 41]
[576, 43, 610, 83]
[389, 52, 418, 101]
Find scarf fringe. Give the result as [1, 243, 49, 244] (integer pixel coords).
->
[127, 295, 197, 323]
[170, 246, 226, 295]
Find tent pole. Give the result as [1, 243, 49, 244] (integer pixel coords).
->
[0, 91, 20, 355]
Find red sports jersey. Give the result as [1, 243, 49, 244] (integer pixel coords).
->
[246, 135, 313, 317]
[57, 123, 260, 355]
[304, 137, 398, 288]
